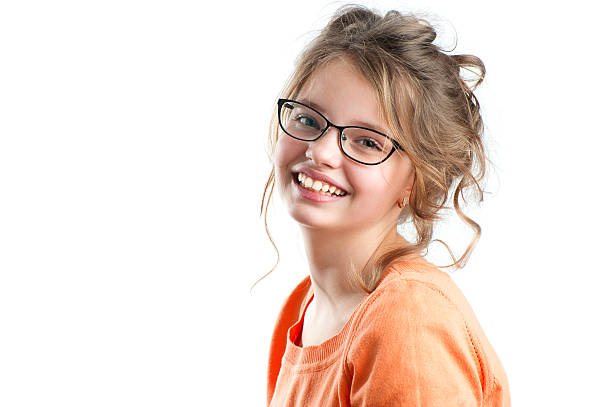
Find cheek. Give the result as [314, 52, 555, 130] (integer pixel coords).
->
[349, 168, 403, 204]
[349, 168, 386, 194]
[273, 137, 306, 179]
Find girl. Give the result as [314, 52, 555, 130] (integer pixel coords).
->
[259, 4, 511, 406]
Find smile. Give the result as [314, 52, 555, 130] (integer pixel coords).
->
[292, 173, 349, 202]
[295, 172, 347, 196]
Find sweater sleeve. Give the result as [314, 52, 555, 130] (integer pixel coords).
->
[344, 279, 485, 406]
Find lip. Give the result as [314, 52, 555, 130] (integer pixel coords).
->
[292, 167, 350, 194]
[292, 174, 348, 202]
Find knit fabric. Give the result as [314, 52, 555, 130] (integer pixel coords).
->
[267, 256, 511, 406]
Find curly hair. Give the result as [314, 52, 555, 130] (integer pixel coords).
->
[252, 4, 488, 294]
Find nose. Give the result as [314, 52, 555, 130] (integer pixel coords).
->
[305, 126, 343, 167]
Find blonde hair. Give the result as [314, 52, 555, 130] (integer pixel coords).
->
[252, 4, 488, 294]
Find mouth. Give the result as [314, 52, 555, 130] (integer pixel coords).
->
[291, 171, 350, 197]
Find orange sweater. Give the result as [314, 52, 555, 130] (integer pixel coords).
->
[267, 256, 511, 406]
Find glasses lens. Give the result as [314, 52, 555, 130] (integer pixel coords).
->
[279, 101, 326, 141]
[341, 127, 394, 164]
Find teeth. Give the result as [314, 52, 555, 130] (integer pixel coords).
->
[296, 172, 346, 196]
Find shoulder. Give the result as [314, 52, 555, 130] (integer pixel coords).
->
[273, 275, 313, 330]
[346, 259, 482, 366]
[342, 260, 511, 406]
[353, 258, 467, 334]
[283, 275, 313, 309]
[347, 275, 471, 353]
[343, 276, 487, 405]
[267, 275, 313, 403]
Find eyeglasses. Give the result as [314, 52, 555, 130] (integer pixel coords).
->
[277, 98, 404, 165]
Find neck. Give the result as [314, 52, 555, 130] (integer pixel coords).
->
[299, 220, 405, 317]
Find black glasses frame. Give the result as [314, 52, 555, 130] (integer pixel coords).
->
[277, 98, 405, 166]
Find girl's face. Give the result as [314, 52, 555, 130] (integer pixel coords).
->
[273, 57, 414, 231]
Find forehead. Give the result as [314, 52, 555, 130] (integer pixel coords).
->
[297, 57, 388, 132]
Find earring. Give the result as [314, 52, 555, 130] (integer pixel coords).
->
[397, 196, 407, 209]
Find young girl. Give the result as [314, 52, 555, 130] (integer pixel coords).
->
[259, 4, 511, 406]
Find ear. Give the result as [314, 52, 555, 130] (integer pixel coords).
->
[396, 170, 415, 209]
[404, 168, 415, 195]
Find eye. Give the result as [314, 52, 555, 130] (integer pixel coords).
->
[357, 138, 383, 151]
[295, 114, 321, 130]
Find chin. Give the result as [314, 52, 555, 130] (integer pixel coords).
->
[288, 208, 335, 229]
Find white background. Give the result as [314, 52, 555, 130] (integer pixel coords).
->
[1, 0, 610, 405]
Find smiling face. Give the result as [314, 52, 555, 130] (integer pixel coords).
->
[273, 56, 414, 232]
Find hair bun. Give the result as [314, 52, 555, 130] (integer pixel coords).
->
[450, 54, 486, 89]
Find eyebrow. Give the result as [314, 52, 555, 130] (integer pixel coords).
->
[297, 98, 389, 135]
